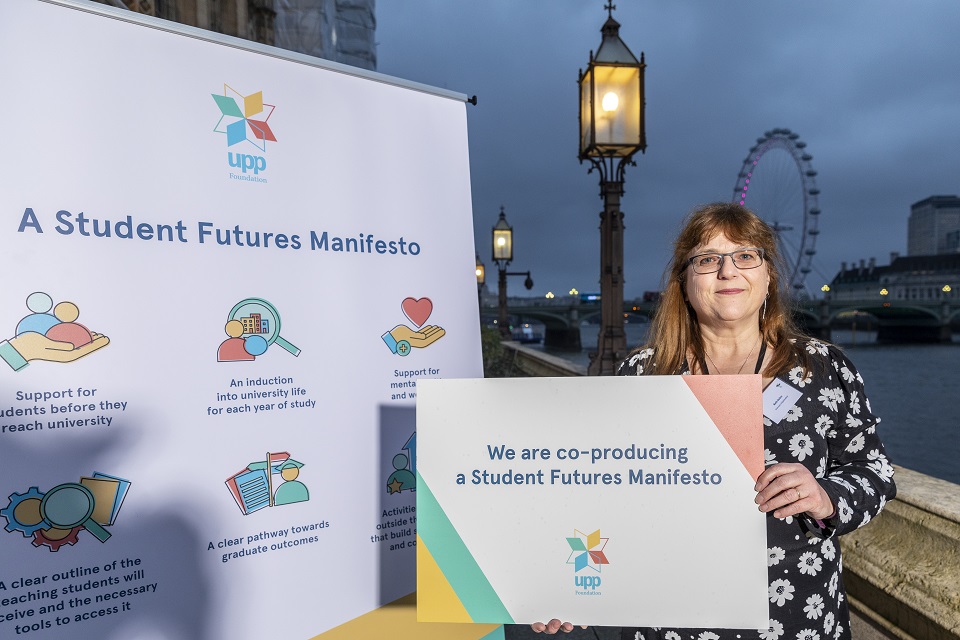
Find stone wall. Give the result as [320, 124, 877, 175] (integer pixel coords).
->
[842, 466, 960, 640]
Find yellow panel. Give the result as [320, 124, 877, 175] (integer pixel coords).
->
[416, 534, 472, 622]
[587, 529, 600, 550]
[244, 91, 263, 118]
[312, 591, 500, 640]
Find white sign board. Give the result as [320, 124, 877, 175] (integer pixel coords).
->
[416, 376, 768, 629]
[0, 1, 481, 638]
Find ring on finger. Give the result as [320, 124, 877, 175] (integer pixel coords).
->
[795, 488, 802, 501]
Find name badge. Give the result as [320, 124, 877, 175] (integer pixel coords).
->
[763, 378, 803, 424]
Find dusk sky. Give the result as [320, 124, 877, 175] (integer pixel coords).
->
[375, 1, 960, 299]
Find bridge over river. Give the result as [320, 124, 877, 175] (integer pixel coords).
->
[488, 297, 960, 349]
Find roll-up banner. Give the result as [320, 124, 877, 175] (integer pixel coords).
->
[0, 1, 493, 638]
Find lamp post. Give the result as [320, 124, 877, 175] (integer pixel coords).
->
[475, 254, 486, 311]
[492, 207, 533, 339]
[579, 3, 646, 375]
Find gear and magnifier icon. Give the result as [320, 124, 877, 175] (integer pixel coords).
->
[1, 473, 131, 552]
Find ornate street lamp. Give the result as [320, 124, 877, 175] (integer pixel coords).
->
[475, 253, 486, 310]
[492, 207, 533, 339]
[579, 3, 646, 375]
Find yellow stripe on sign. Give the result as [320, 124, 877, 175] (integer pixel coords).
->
[312, 591, 501, 640]
[417, 533, 472, 622]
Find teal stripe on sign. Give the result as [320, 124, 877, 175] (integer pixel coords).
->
[417, 473, 514, 623]
[481, 625, 506, 640]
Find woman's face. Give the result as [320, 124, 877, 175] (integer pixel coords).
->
[684, 232, 770, 332]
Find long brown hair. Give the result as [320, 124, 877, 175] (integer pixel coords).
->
[638, 202, 809, 377]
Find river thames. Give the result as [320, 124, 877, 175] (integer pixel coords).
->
[532, 323, 960, 485]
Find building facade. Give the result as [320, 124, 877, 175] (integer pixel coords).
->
[92, 0, 376, 70]
[907, 195, 960, 256]
[829, 255, 959, 303]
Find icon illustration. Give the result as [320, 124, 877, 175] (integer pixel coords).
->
[218, 298, 300, 362]
[212, 84, 277, 151]
[381, 297, 445, 356]
[565, 528, 609, 573]
[1, 472, 132, 551]
[226, 452, 309, 515]
[0, 292, 110, 372]
[386, 433, 416, 495]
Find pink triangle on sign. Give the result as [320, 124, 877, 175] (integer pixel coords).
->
[681, 376, 764, 481]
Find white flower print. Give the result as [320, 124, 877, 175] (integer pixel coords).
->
[821, 539, 836, 561]
[833, 623, 844, 640]
[789, 366, 812, 388]
[806, 339, 828, 356]
[814, 415, 833, 437]
[796, 629, 821, 640]
[697, 633, 720, 640]
[823, 612, 835, 634]
[768, 546, 786, 566]
[827, 476, 856, 493]
[845, 432, 865, 453]
[785, 404, 803, 422]
[817, 387, 840, 411]
[837, 496, 853, 523]
[867, 450, 895, 480]
[765, 448, 778, 466]
[848, 390, 861, 414]
[760, 619, 784, 640]
[844, 414, 863, 430]
[839, 365, 855, 383]
[816, 457, 826, 478]
[804, 593, 824, 619]
[860, 511, 872, 527]
[798, 551, 823, 576]
[789, 433, 814, 461]
[663, 633, 681, 640]
[856, 476, 876, 496]
[769, 578, 795, 606]
[827, 571, 839, 598]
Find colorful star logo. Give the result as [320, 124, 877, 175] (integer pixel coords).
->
[565, 528, 609, 573]
[212, 84, 277, 151]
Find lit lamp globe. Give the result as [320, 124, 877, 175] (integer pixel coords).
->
[578, 13, 646, 161]
[492, 209, 513, 264]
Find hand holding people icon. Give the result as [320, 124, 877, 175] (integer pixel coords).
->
[1, 292, 109, 371]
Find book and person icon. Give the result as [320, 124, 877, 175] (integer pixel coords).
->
[225, 452, 309, 515]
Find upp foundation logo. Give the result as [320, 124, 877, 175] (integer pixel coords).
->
[565, 528, 609, 595]
[211, 84, 277, 183]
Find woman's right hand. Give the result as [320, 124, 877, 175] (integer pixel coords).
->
[531, 619, 585, 634]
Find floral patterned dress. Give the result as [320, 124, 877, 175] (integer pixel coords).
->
[616, 339, 897, 640]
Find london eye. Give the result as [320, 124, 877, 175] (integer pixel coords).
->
[733, 128, 821, 295]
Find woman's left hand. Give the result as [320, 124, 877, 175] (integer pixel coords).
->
[754, 463, 834, 520]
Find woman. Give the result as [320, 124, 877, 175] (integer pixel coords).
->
[534, 203, 896, 640]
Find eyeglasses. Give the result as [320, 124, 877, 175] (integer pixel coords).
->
[686, 248, 765, 274]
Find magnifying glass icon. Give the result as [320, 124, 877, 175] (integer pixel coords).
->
[228, 298, 300, 357]
[40, 483, 111, 542]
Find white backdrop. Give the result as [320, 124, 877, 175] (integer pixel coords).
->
[0, 1, 481, 638]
